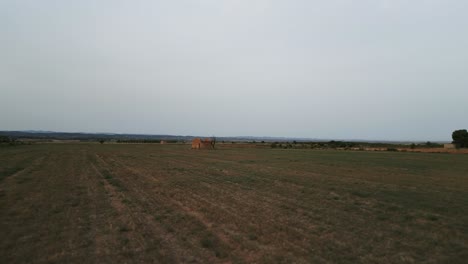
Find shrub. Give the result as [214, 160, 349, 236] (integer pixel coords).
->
[201, 237, 214, 248]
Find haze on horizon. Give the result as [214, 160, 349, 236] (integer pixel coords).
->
[1, 0, 467, 141]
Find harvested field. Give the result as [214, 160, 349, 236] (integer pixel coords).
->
[1, 144, 467, 263]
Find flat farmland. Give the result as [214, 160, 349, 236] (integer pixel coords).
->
[1, 144, 467, 263]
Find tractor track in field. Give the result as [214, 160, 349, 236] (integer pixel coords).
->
[96, 153, 263, 262]
[92, 153, 231, 263]
[98, 151, 329, 261]
[90, 153, 189, 263]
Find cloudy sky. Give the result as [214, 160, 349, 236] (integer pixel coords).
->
[1, 0, 467, 141]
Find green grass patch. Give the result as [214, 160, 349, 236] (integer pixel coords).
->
[119, 226, 131, 232]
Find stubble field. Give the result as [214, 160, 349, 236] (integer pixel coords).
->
[1, 143, 467, 263]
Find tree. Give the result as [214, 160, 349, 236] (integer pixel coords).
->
[211, 136, 216, 149]
[452, 129, 468, 148]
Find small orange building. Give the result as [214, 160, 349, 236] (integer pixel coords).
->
[191, 138, 214, 149]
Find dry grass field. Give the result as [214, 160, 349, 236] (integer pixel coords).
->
[1, 143, 467, 263]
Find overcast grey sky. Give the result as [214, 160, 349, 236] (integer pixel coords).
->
[1, 0, 467, 141]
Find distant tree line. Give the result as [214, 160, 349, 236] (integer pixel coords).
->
[0, 136, 12, 143]
[270, 140, 443, 150]
[271, 141, 368, 149]
[0, 136, 29, 146]
[116, 139, 181, 144]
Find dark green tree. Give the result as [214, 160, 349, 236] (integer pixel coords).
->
[452, 129, 468, 148]
[0, 136, 10, 143]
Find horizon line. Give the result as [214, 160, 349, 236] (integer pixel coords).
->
[0, 129, 451, 143]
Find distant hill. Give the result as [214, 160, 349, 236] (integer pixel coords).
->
[0, 131, 193, 141]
